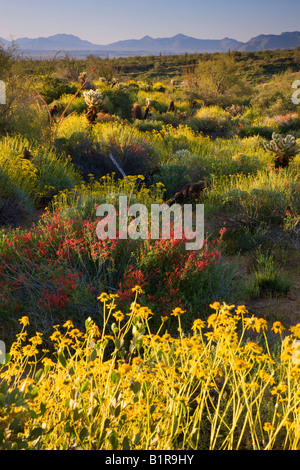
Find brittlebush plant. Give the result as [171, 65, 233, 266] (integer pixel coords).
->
[1, 290, 300, 450]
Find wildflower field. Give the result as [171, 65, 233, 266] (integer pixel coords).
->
[0, 45, 300, 450]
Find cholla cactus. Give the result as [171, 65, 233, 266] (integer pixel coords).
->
[78, 72, 87, 83]
[78, 71, 95, 90]
[83, 89, 103, 124]
[264, 132, 299, 168]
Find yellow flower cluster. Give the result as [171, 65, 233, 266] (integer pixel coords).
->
[1, 296, 300, 450]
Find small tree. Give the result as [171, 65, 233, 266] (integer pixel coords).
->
[186, 54, 252, 107]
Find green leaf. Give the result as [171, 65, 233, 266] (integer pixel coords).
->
[130, 380, 141, 395]
[7, 388, 22, 406]
[80, 380, 90, 394]
[88, 349, 97, 363]
[133, 432, 141, 446]
[110, 370, 120, 384]
[4, 353, 11, 365]
[40, 400, 46, 415]
[58, 351, 67, 368]
[29, 427, 44, 440]
[122, 436, 130, 450]
[79, 427, 89, 442]
[109, 431, 118, 450]
[35, 368, 45, 384]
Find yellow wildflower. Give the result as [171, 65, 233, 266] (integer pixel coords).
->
[19, 316, 29, 326]
[207, 313, 218, 328]
[132, 357, 143, 366]
[258, 369, 275, 385]
[244, 341, 263, 355]
[131, 285, 144, 295]
[232, 357, 250, 371]
[209, 302, 221, 310]
[271, 321, 285, 334]
[50, 330, 62, 342]
[119, 363, 132, 374]
[42, 357, 56, 367]
[97, 292, 110, 302]
[271, 382, 288, 396]
[263, 422, 275, 432]
[68, 328, 84, 339]
[191, 319, 206, 331]
[137, 306, 153, 319]
[290, 324, 300, 338]
[170, 307, 186, 317]
[113, 311, 125, 322]
[235, 305, 248, 315]
[22, 345, 39, 357]
[29, 332, 43, 345]
[257, 318, 268, 332]
[161, 315, 169, 323]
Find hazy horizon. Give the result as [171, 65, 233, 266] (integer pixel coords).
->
[1, 0, 300, 45]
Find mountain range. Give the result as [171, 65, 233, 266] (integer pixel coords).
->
[1, 31, 300, 57]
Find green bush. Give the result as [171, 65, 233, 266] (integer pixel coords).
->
[251, 72, 300, 117]
[192, 106, 234, 136]
[245, 249, 291, 298]
[0, 135, 81, 213]
[39, 76, 77, 104]
[101, 87, 136, 120]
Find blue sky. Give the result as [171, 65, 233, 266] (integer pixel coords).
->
[1, 0, 300, 44]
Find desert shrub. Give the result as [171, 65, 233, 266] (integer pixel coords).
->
[152, 81, 167, 93]
[51, 93, 87, 116]
[50, 174, 165, 220]
[155, 112, 181, 127]
[251, 72, 300, 117]
[239, 125, 275, 139]
[186, 54, 252, 107]
[101, 87, 136, 120]
[245, 249, 291, 298]
[0, 198, 228, 341]
[192, 106, 234, 136]
[204, 167, 300, 250]
[93, 123, 160, 180]
[154, 136, 268, 197]
[133, 119, 164, 133]
[55, 113, 90, 138]
[148, 99, 168, 114]
[0, 135, 81, 211]
[264, 113, 300, 133]
[54, 132, 116, 180]
[118, 236, 237, 330]
[152, 163, 191, 199]
[0, 138, 39, 212]
[39, 76, 77, 104]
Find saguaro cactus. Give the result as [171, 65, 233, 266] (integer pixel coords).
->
[83, 89, 103, 124]
[264, 132, 299, 168]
